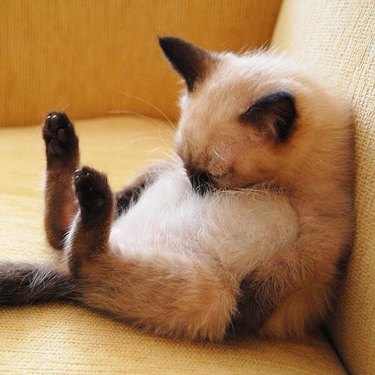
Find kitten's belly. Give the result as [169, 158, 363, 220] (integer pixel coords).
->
[109, 167, 298, 277]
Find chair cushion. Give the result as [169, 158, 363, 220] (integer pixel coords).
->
[0, 116, 347, 374]
[271, 1, 375, 374]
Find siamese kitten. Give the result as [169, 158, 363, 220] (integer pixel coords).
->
[0, 37, 355, 342]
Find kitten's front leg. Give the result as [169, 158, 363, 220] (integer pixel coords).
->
[67, 166, 114, 274]
[43, 112, 80, 250]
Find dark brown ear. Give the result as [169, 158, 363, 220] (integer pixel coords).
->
[159, 36, 214, 92]
[240, 90, 297, 142]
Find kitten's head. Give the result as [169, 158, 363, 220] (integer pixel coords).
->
[159, 37, 350, 194]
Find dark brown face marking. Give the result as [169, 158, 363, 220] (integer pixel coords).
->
[159, 36, 215, 92]
[184, 162, 214, 196]
[240, 90, 297, 142]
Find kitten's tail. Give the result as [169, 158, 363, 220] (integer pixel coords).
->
[0, 262, 76, 305]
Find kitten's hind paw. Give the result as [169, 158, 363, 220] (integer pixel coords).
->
[74, 167, 113, 220]
[43, 112, 79, 170]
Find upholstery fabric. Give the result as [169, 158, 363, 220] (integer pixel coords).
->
[0, 0, 282, 127]
[272, 1, 375, 375]
[0, 116, 348, 374]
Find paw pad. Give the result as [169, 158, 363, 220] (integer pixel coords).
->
[42, 112, 78, 163]
[74, 167, 111, 213]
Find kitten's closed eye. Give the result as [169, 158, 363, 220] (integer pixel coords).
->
[209, 171, 230, 179]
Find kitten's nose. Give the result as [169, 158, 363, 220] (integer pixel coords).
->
[185, 166, 213, 195]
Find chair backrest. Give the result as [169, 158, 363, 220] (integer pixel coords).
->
[271, 1, 375, 374]
[0, 0, 281, 127]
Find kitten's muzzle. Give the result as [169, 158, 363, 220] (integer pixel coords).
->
[185, 166, 214, 196]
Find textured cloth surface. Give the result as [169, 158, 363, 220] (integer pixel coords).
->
[0, 116, 348, 374]
[0, 0, 282, 127]
[272, 1, 375, 375]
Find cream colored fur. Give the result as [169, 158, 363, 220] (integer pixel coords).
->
[66, 50, 354, 341]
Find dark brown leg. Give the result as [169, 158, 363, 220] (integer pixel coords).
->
[42, 112, 79, 250]
[68, 166, 114, 275]
[114, 161, 171, 218]
[114, 177, 148, 218]
[228, 270, 280, 336]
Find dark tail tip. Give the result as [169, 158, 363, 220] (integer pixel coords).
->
[0, 262, 76, 306]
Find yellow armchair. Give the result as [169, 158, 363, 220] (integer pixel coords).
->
[0, 1, 373, 374]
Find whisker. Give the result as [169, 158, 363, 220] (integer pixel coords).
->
[147, 147, 174, 158]
[108, 109, 175, 136]
[213, 149, 227, 163]
[119, 133, 163, 147]
[113, 90, 177, 130]
[108, 109, 175, 154]
[56, 103, 72, 112]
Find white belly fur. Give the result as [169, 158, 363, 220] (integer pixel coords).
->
[109, 166, 299, 281]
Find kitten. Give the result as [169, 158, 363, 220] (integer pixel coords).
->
[0, 37, 355, 342]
